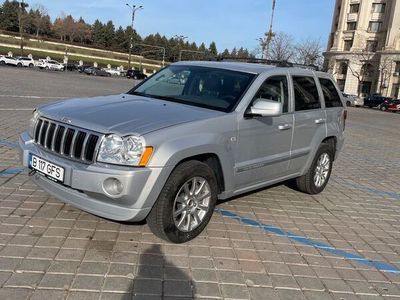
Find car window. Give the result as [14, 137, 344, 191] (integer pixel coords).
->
[319, 78, 343, 108]
[292, 76, 321, 111]
[252, 76, 289, 113]
[130, 65, 255, 112]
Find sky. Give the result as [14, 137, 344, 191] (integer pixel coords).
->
[22, 0, 336, 52]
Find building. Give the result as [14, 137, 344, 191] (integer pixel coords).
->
[324, 0, 400, 99]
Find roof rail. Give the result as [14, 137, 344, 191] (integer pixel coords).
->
[213, 56, 319, 71]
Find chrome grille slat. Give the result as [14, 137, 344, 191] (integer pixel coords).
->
[51, 124, 59, 151]
[32, 117, 102, 164]
[70, 131, 79, 158]
[81, 134, 90, 161]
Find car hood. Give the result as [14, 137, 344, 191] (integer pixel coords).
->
[39, 94, 224, 135]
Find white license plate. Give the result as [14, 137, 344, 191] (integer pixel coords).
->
[29, 154, 65, 183]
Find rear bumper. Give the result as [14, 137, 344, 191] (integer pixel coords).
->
[19, 131, 173, 222]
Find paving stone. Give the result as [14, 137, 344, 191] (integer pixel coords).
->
[5, 272, 43, 288]
[220, 283, 250, 299]
[71, 275, 104, 291]
[39, 273, 74, 289]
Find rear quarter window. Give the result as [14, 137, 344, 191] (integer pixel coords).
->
[293, 76, 321, 111]
[319, 78, 343, 108]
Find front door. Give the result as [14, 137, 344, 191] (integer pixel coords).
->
[235, 75, 294, 190]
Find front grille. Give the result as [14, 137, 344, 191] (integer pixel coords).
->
[33, 117, 101, 164]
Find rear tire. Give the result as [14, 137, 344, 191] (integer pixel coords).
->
[17, 63, 22, 67]
[147, 160, 218, 244]
[0, 61, 5, 65]
[380, 106, 387, 111]
[294, 143, 333, 195]
[29, 63, 33, 68]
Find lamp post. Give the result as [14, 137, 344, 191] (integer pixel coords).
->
[173, 35, 188, 61]
[126, 3, 143, 69]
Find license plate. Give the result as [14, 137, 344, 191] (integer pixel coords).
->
[29, 154, 65, 183]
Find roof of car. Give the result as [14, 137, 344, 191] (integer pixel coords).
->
[174, 61, 325, 76]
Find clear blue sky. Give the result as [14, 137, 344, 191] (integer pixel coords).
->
[24, 0, 335, 52]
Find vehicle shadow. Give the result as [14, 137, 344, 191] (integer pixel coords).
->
[130, 244, 196, 299]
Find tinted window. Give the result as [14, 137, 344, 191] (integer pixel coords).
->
[253, 76, 289, 113]
[130, 65, 255, 112]
[293, 76, 321, 111]
[319, 78, 343, 108]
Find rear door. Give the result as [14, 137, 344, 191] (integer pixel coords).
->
[289, 73, 327, 174]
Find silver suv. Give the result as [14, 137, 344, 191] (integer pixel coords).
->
[20, 61, 346, 243]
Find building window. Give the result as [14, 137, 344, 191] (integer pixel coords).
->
[368, 21, 382, 32]
[359, 81, 372, 95]
[372, 3, 386, 13]
[337, 79, 346, 92]
[344, 40, 353, 51]
[338, 62, 348, 75]
[347, 22, 357, 31]
[350, 4, 360, 13]
[366, 40, 378, 52]
[391, 84, 400, 98]
[395, 62, 400, 73]
[361, 64, 375, 78]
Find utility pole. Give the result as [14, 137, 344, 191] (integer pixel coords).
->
[126, 3, 143, 69]
[17, 0, 26, 56]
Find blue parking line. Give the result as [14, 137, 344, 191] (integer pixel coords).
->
[0, 167, 27, 177]
[0, 139, 18, 149]
[216, 208, 400, 274]
[341, 181, 400, 200]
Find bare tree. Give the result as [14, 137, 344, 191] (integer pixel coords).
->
[294, 39, 323, 67]
[266, 32, 294, 62]
[32, 4, 48, 37]
[378, 56, 393, 95]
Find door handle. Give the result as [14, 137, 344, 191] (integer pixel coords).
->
[278, 124, 292, 130]
[315, 118, 326, 124]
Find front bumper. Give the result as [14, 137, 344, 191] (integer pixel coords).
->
[19, 131, 172, 222]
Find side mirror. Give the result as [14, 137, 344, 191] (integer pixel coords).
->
[247, 99, 282, 117]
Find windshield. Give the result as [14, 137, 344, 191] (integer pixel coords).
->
[128, 65, 256, 112]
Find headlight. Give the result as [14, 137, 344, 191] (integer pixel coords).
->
[29, 109, 39, 137]
[97, 134, 153, 167]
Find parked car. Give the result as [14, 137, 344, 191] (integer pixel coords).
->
[20, 61, 345, 243]
[364, 94, 392, 108]
[127, 69, 147, 79]
[384, 99, 400, 113]
[15, 57, 35, 68]
[343, 93, 363, 107]
[64, 63, 79, 71]
[104, 68, 122, 76]
[84, 67, 111, 77]
[45, 60, 65, 71]
[0, 55, 18, 66]
[78, 65, 92, 73]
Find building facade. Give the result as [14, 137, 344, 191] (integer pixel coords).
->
[324, 0, 400, 99]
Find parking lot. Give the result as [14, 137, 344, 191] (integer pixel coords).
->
[0, 66, 400, 299]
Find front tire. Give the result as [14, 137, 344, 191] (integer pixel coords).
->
[380, 106, 387, 111]
[294, 143, 333, 195]
[147, 160, 218, 243]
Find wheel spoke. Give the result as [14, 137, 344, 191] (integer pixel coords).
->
[195, 180, 206, 196]
[193, 211, 201, 225]
[190, 178, 197, 195]
[177, 211, 187, 228]
[198, 191, 211, 201]
[198, 203, 208, 212]
[183, 183, 190, 196]
[173, 205, 186, 217]
[186, 213, 192, 231]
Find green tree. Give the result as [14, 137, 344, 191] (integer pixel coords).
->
[209, 41, 218, 57]
[103, 20, 115, 47]
[0, 0, 20, 32]
[113, 26, 126, 49]
[92, 19, 105, 46]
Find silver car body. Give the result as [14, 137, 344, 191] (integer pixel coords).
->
[20, 61, 345, 222]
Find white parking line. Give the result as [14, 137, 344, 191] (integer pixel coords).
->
[0, 95, 67, 99]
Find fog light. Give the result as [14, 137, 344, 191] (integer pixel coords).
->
[103, 178, 124, 196]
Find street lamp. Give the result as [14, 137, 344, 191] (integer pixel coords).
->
[126, 3, 143, 69]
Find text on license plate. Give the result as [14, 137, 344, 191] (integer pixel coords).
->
[30, 155, 65, 182]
